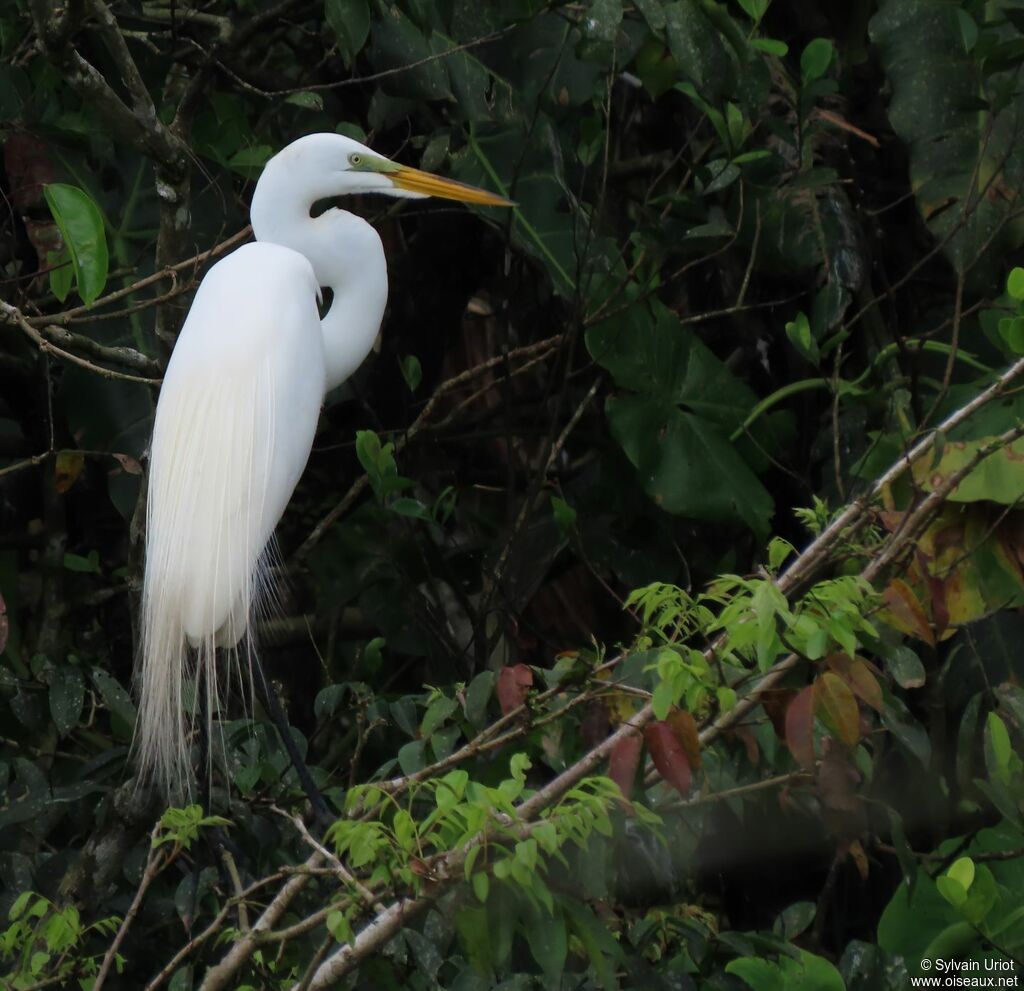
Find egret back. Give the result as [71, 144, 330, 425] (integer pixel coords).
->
[137, 244, 325, 794]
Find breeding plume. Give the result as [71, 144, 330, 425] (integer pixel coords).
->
[137, 132, 511, 794]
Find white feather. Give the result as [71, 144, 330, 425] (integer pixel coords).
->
[136, 243, 325, 795]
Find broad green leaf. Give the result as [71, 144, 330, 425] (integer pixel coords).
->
[92, 668, 136, 730]
[43, 183, 108, 305]
[726, 957, 784, 991]
[325, 0, 370, 65]
[870, 3, 1024, 283]
[606, 394, 773, 535]
[522, 904, 567, 981]
[464, 670, 495, 728]
[664, 0, 735, 103]
[914, 435, 1024, 504]
[370, 5, 451, 100]
[800, 38, 833, 82]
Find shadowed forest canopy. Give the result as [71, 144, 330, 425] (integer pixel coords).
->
[2, 0, 1024, 988]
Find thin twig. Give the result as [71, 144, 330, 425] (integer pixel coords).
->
[93, 824, 167, 991]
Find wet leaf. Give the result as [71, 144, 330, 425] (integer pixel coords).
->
[884, 644, 926, 689]
[49, 666, 85, 737]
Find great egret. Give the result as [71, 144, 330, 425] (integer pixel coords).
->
[136, 132, 511, 796]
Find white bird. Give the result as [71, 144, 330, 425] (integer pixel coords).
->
[136, 132, 511, 795]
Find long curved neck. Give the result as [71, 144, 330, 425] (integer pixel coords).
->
[250, 171, 388, 391]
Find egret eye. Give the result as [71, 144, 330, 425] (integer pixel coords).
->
[349, 153, 362, 167]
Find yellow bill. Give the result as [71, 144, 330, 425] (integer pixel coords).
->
[390, 165, 514, 207]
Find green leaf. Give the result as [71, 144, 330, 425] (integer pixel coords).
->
[63, 550, 100, 574]
[389, 497, 431, 520]
[773, 901, 816, 941]
[46, 248, 72, 303]
[914, 435, 1024, 505]
[227, 145, 273, 178]
[985, 711, 1013, 783]
[400, 354, 422, 392]
[947, 856, 975, 892]
[885, 644, 926, 689]
[550, 495, 577, 535]
[870, 5, 1024, 282]
[43, 183, 108, 305]
[420, 695, 457, 738]
[49, 666, 84, 737]
[284, 91, 324, 110]
[750, 37, 787, 56]
[800, 38, 833, 83]
[397, 739, 425, 775]
[726, 957, 784, 991]
[325, 0, 370, 65]
[785, 311, 819, 363]
[1009, 267, 1024, 300]
[522, 904, 567, 981]
[664, 0, 735, 103]
[936, 874, 967, 908]
[91, 671, 136, 724]
[464, 670, 495, 728]
[735, 0, 769, 25]
[606, 395, 773, 536]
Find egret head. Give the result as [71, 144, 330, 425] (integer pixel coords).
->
[258, 132, 513, 208]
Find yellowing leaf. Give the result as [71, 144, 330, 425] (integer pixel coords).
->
[54, 451, 84, 494]
[813, 672, 860, 747]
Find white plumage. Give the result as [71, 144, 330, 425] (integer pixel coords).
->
[135, 132, 511, 796]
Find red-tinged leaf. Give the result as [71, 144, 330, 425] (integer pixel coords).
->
[3, 132, 56, 210]
[111, 452, 142, 475]
[54, 450, 84, 494]
[730, 725, 760, 765]
[0, 593, 7, 654]
[881, 579, 935, 646]
[667, 708, 702, 769]
[785, 685, 816, 768]
[497, 664, 533, 715]
[813, 672, 860, 747]
[607, 731, 643, 800]
[644, 721, 692, 796]
[922, 567, 949, 636]
[760, 688, 793, 739]
[826, 654, 883, 713]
